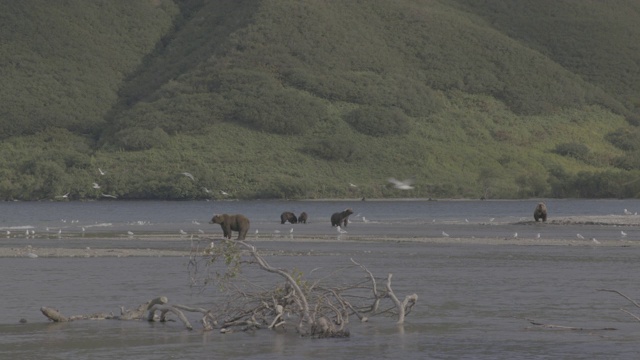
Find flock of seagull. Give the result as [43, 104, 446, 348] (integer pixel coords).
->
[56, 169, 233, 200]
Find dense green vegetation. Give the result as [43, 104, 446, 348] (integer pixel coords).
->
[1, 0, 640, 200]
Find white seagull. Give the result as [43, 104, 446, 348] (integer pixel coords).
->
[349, 183, 358, 188]
[92, 183, 100, 189]
[388, 178, 414, 190]
[180, 229, 188, 236]
[337, 226, 348, 234]
[624, 208, 633, 215]
[576, 234, 584, 239]
[442, 231, 449, 237]
[101, 193, 117, 199]
[56, 192, 70, 199]
[621, 230, 628, 237]
[220, 190, 229, 196]
[592, 238, 601, 244]
[127, 231, 134, 236]
[513, 232, 518, 238]
[181, 172, 195, 181]
[98, 168, 106, 176]
[536, 233, 541, 239]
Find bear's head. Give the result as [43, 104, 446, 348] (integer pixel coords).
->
[210, 214, 224, 224]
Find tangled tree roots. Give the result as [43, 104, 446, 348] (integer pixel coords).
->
[188, 239, 418, 337]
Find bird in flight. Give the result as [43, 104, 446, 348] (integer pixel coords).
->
[181, 172, 195, 181]
[388, 178, 414, 190]
[92, 183, 100, 189]
[98, 168, 106, 176]
[349, 183, 357, 188]
[220, 190, 229, 196]
[101, 193, 117, 199]
[56, 192, 70, 199]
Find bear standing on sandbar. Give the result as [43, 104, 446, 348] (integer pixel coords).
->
[331, 208, 354, 227]
[298, 212, 308, 224]
[280, 211, 298, 224]
[533, 202, 547, 222]
[210, 213, 250, 240]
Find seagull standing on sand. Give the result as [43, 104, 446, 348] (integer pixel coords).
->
[442, 231, 449, 237]
[624, 209, 633, 215]
[621, 230, 628, 237]
[388, 178, 414, 190]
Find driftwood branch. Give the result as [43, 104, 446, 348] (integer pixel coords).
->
[597, 288, 640, 322]
[527, 319, 616, 331]
[41, 296, 200, 330]
[187, 238, 417, 337]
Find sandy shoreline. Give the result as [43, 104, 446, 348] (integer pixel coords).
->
[3, 215, 640, 258]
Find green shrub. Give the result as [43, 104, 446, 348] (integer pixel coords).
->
[605, 128, 640, 151]
[113, 127, 170, 151]
[343, 106, 410, 137]
[303, 134, 359, 162]
[553, 142, 590, 160]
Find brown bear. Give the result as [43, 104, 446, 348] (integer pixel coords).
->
[280, 211, 298, 224]
[533, 202, 547, 222]
[331, 208, 354, 227]
[298, 212, 308, 224]
[210, 213, 250, 240]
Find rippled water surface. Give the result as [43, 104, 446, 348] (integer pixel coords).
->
[3, 199, 640, 359]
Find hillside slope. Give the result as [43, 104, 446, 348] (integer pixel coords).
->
[1, 0, 639, 200]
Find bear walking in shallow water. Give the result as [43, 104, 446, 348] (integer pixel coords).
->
[331, 208, 354, 227]
[534, 202, 547, 222]
[210, 213, 250, 240]
[298, 212, 308, 224]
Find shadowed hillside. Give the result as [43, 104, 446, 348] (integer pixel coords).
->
[1, 0, 640, 200]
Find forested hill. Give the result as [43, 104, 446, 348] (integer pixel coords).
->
[1, 0, 640, 201]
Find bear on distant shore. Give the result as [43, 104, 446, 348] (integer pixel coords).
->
[298, 212, 308, 224]
[280, 211, 298, 224]
[210, 213, 250, 240]
[331, 208, 354, 227]
[533, 202, 547, 222]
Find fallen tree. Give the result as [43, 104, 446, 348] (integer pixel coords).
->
[188, 239, 418, 337]
[39, 239, 417, 337]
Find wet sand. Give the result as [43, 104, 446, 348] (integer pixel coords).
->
[2, 215, 640, 258]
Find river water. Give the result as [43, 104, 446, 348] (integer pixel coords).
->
[2, 199, 640, 359]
